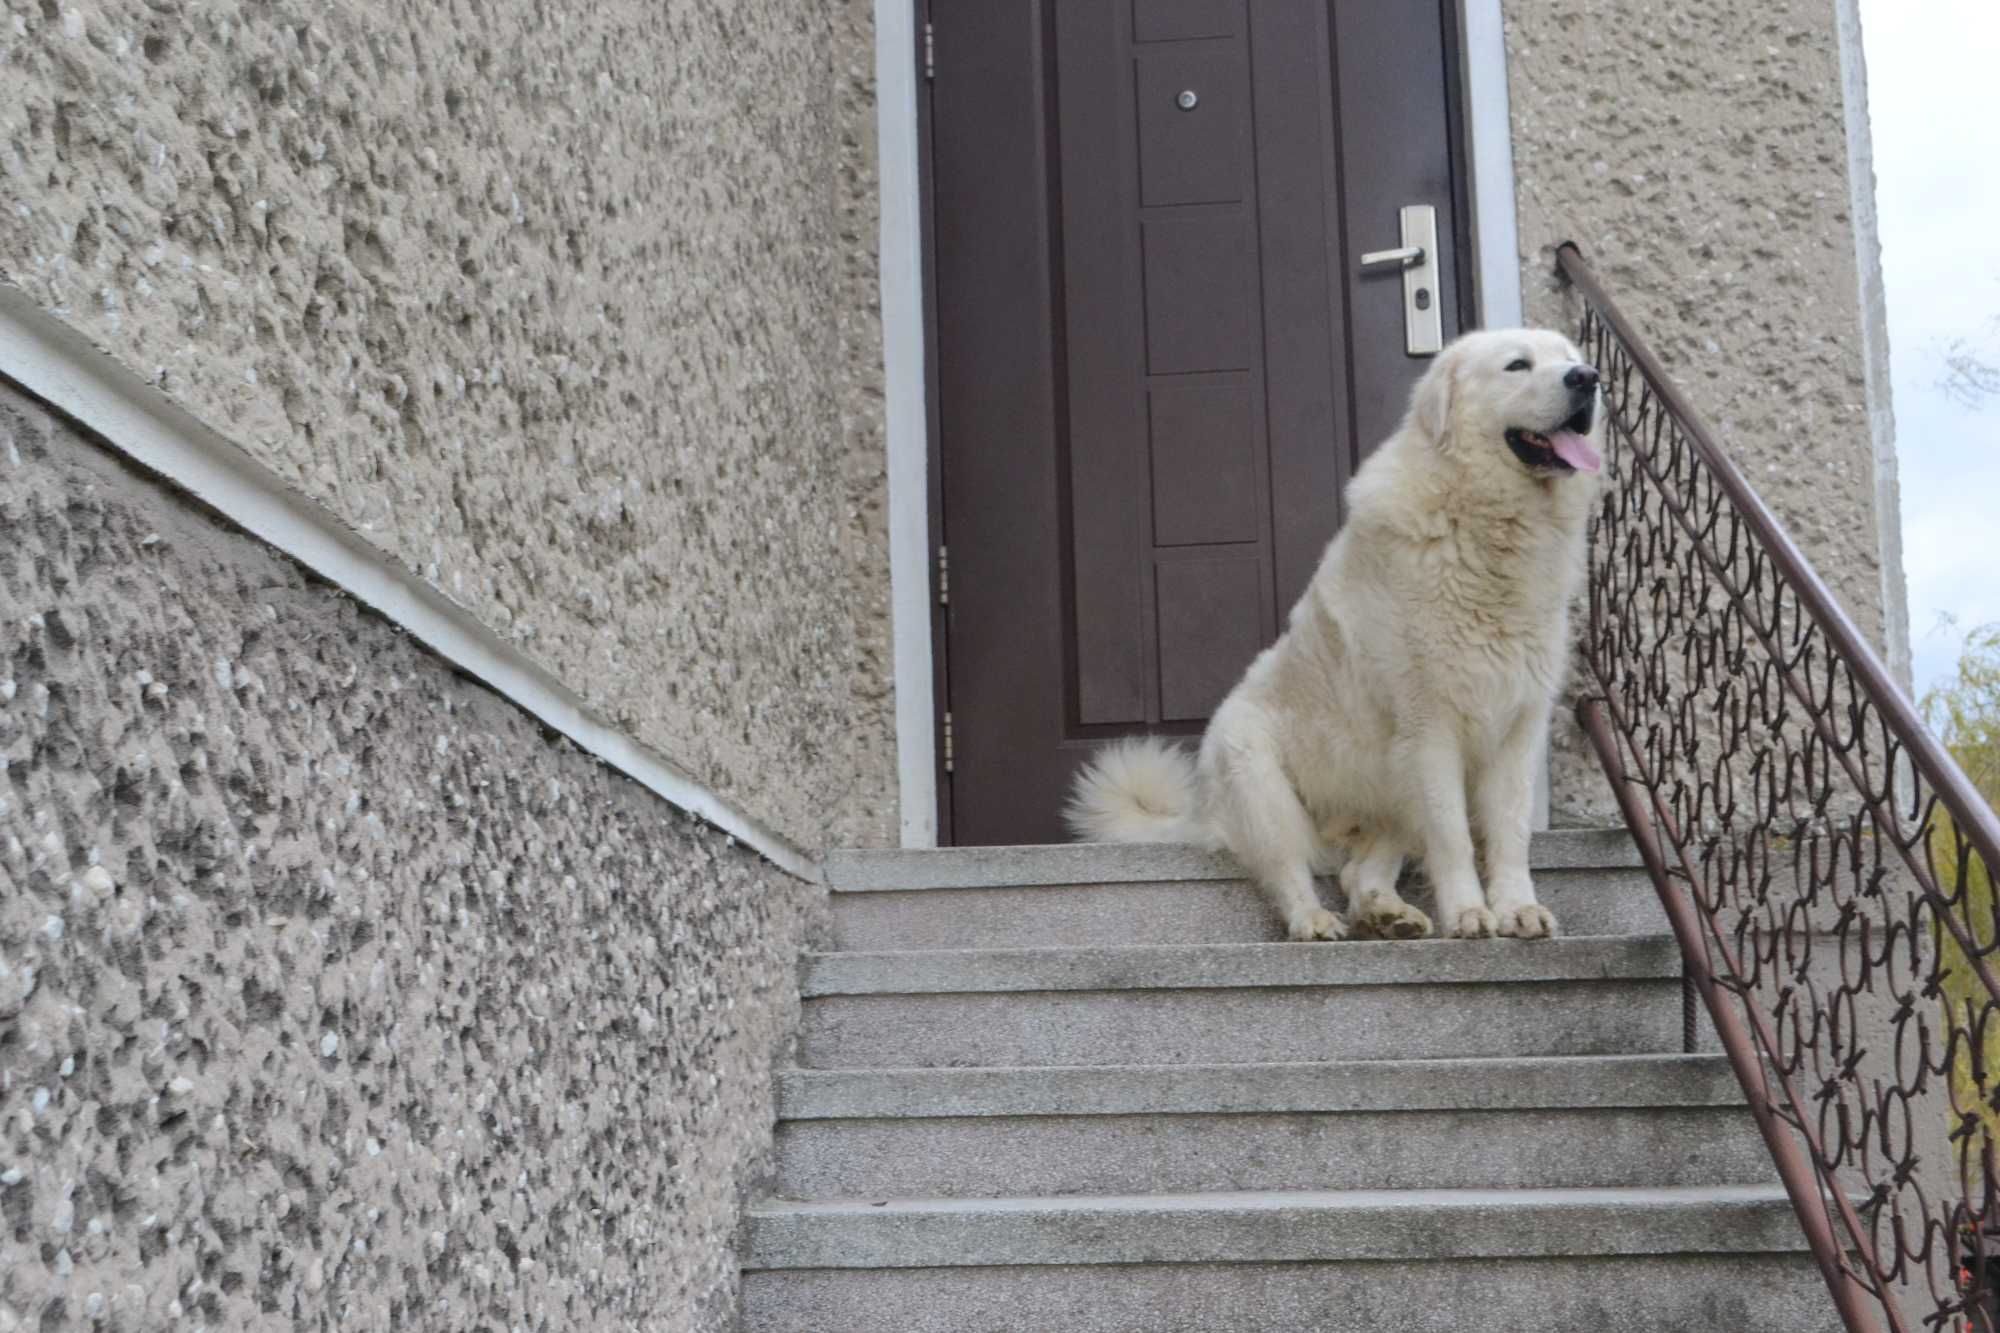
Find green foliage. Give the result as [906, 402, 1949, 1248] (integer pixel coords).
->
[1927, 624, 2000, 795]
[1924, 624, 2000, 1151]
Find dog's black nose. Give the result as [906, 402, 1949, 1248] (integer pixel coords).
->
[1565, 365, 1600, 392]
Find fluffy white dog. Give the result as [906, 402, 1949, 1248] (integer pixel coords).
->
[1067, 328, 1605, 943]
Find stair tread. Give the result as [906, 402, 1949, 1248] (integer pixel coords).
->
[753, 1182, 1792, 1216]
[741, 1253, 1836, 1333]
[802, 934, 1681, 996]
[825, 830, 1641, 892]
[743, 1183, 1814, 1270]
[776, 1053, 1740, 1118]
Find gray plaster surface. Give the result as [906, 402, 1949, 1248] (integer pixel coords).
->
[0, 0, 895, 847]
[0, 382, 820, 1331]
[740, 1254, 1838, 1332]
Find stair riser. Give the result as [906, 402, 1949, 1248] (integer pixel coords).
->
[831, 869, 1664, 952]
[798, 979, 1689, 1068]
[741, 1256, 1837, 1333]
[822, 832, 1643, 890]
[771, 1105, 1773, 1198]
[777, 1055, 1745, 1119]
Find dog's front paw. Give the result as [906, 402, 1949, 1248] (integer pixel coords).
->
[1448, 906, 1500, 939]
[1353, 895, 1433, 940]
[1288, 907, 1347, 942]
[1497, 903, 1558, 939]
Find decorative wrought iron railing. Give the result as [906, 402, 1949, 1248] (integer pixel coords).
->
[1558, 242, 2000, 1333]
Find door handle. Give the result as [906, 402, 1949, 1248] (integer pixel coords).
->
[1359, 204, 1443, 356]
[1359, 244, 1424, 269]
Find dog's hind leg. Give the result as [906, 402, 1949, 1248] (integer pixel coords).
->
[1341, 833, 1431, 940]
[1209, 737, 1343, 942]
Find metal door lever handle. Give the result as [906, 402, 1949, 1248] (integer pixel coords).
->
[1361, 206, 1442, 355]
[1359, 245, 1425, 269]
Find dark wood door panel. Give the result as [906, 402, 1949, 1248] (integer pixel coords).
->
[1061, 0, 1271, 737]
[1334, 4, 1468, 455]
[1250, 0, 1350, 613]
[931, 0, 1070, 842]
[1148, 382, 1259, 547]
[1156, 551, 1271, 721]
[1135, 48, 1248, 208]
[1140, 215, 1258, 375]
[1135, 0, 1234, 43]
[1055, 0, 1151, 731]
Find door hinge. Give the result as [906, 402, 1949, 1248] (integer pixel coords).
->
[923, 21, 935, 81]
[941, 711, 955, 772]
[937, 544, 949, 605]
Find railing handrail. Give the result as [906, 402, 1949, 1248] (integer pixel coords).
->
[1555, 240, 2000, 884]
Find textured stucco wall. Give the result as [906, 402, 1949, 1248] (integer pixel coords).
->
[0, 0, 896, 848]
[0, 381, 823, 1331]
[1500, 0, 1900, 818]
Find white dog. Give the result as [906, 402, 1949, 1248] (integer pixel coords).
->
[1067, 328, 1605, 943]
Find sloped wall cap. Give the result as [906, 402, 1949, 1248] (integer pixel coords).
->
[0, 280, 819, 882]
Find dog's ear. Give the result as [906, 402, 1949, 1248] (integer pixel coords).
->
[1410, 343, 1458, 443]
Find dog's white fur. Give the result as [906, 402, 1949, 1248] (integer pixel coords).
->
[1067, 329, 1605, 942]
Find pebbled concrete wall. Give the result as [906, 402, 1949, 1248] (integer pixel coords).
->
[0, 380, 823, 1332]
[1500, 0, 1902, 819]
[0, 0, 896, 848]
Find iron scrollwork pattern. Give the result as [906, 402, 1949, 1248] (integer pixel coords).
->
[1560, 243, 2000, 1333]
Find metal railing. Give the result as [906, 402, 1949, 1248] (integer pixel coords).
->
[1559, 242, 2000, 1333]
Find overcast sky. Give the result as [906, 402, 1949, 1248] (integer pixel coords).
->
[1859, 0, 2000, 700]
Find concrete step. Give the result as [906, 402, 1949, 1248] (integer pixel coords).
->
[742, 1186, 1834, 1333]
[825, 830, 1660, 951]
[741, 1253, 1835, 1333]
[770, 1054, 1771, 1198]
[827, 830, 1644, 890]
[797, 936, 1691, 1068]
[743, 1183, 1812, 1268]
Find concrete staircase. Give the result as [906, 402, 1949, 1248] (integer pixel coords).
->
[739, 833, 1839, 1332]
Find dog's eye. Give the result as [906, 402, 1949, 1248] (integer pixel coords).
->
[1505, 359, 1531, 372]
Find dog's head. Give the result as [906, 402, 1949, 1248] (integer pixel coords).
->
[1407, 329, 1605, 481]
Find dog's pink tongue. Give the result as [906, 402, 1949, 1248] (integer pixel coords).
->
[1548, 429, 1602, 474]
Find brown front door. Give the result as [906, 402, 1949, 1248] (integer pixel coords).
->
[928, 0, 1471, 845]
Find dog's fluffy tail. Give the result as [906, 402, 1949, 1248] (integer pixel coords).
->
[1065, 737, 1202, 844]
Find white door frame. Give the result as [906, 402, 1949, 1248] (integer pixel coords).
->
[875, 0, 1536, 848]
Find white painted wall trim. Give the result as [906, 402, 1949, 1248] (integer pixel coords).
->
[0, 281, 821, 883]
[1459, 0, 1526, 332]
[1834, 0, 1911, 694]
[876, 0, 939, 849]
